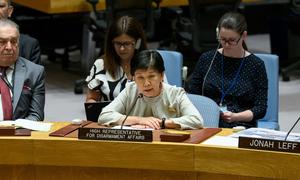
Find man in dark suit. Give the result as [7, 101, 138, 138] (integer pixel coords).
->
[0, 0, 42, 65]
[0, 19, 45, 121]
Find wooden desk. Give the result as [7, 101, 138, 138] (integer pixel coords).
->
[0, 122, 299, 180]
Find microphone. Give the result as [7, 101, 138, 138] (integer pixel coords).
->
[182, 66, 188, 88]
[120, 93, 143, 129]
[284, 116, 300, 141]
[201, 43, 220, 95]
[79, 93, 153, 142]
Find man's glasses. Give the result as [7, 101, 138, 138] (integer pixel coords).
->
[113, 41, 135, 49]
[217, 36, 242, 46]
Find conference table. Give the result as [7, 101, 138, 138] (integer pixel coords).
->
[0, 122, 299, 180]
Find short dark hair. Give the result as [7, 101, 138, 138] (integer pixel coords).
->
[104, 16, 147, 79]
[131, 50, 165, 76]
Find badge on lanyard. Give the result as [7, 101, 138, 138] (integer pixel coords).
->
[220, 104, 229, 113]
[219, 50, 245, 114]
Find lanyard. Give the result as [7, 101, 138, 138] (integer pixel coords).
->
[220, 50, 245, 106]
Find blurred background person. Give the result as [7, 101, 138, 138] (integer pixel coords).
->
[0, 0, 42, 65]
[85, 15, 147, 102]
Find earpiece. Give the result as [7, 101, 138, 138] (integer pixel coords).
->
[216, 27, 219, 38]
[135, 38, 141, 50]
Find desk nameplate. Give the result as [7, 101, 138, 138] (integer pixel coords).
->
[239, 137, 300, 154]
[0, 126, 15, 136]
[78, 128, 153, 142]
[0, 127, 31, 136]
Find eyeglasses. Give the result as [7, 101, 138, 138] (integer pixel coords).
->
[217, 36, 242, 46]
[134, 74, 161, 84]
[0, 38, 19, 47]
[113, 41, 135, 49]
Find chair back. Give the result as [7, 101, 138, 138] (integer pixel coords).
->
[188, 0, 241, 53]
[158, 50, 183, 87]
[255, 53, 279, 130]
[187, 93, 220, 127]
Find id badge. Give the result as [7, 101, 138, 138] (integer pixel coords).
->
[220, 104, 229, 113]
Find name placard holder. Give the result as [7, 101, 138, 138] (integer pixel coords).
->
[239, 137, 300, 154]
[78, 128, 153, 142]
[0, 126, 15, 136]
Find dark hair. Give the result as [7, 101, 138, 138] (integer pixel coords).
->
[104, 16, 147, 79]
[131, 50, 165, 76]
[218, 12, 248, 50]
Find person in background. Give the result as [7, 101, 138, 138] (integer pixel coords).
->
[99, 50, 203, 130]
[188, 12, 268, 128]
[85, 16, 147, 102]
[0, 19, 45, 121]
[0, 0, 42, 65]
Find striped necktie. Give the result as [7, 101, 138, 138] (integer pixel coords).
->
[0, 67, 13, 120]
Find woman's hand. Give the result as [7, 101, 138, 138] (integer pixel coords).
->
[139, 117, 161, 129]
[131, 124, 152, 129]
[220, 111, 236, 123]
[221, 110, 254, 123]
[86, 89, 101, 102]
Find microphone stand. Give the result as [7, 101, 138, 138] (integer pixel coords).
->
[120, 93, 143, 129]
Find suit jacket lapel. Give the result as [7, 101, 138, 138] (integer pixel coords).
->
[13, 58, 26, 111]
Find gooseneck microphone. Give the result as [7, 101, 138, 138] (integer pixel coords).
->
[201, 43, 220, 95]
[284, 116, 300, 141]
[120, 93, 143, 129]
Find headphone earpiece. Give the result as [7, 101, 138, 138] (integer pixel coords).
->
[135, 38, 141, 50]
[216, 27, 219, 38]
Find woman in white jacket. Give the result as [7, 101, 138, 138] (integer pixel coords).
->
[99, 50, 203, 130]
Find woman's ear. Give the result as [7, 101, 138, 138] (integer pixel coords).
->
[216, 27, 219, 38]
[242, 31, 248, 39]
[161, 72, 165, 82]
[8, 6, 14, 18]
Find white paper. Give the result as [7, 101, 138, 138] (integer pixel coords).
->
[201, 136, 238, 147]
[230, 128, 300, 142]
[111, 125, 154, 131]
[0, 120, 15, 126]
[0, 119, 52, 132]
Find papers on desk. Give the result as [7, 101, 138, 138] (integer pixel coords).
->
[230, 128, 300, 142]
[111, 125, 154, 131]
[201, 136, 238, 147]
[0, 119, 52, 132]
[201, 127, 300, 147]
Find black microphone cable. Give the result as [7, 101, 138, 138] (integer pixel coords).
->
[120, 93, 143, 129]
